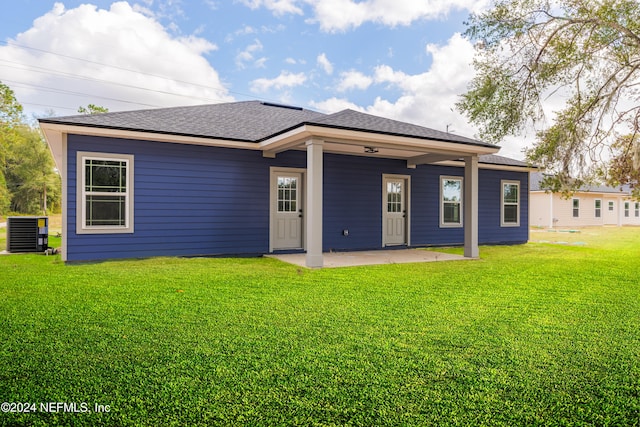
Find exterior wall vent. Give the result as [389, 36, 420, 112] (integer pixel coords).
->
[6, 217, 49, 253]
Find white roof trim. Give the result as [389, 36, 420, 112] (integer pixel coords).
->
[258, 124, 499, 157]
[40, 122, 260, 170]
[41, 121, 501, 172]
[439, 160, 536, 172]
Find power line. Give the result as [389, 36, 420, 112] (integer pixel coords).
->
[0, 60, 231, 104]
[0, 40, 272, 103]
[21, 102, 78, 112]
[0, 40, 230, 94]
[3, 79, 164, 109]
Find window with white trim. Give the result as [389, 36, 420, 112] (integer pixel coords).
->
[636, 202, 639, 218]
[77, 152, 134, 234]
[594, 199, 601, 218]
[440, 176, 462, 227]
[608, 201, 614, 211]
[572, 198, 580, 218]
[624, 202, 630, 217]
[501, 180, 520, 226]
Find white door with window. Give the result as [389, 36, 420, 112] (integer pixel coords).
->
[272, 172, 303, 250]
[383, 176, 409, 246]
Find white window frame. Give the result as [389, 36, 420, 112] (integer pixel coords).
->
[594, 199, 602, 218]
[624, 201, 630, 217]
[77, 152, 134, 234]
[608, 201, 614, 211]
[635, 202, 640, 218]
[501, 180, 520, 227]
[572, 198, 580, 218]
[440, 176, 463, 228]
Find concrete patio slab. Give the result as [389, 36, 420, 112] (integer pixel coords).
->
[266, 248, 469, 268]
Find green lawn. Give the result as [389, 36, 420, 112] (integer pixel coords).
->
[1, 228, 639, 426]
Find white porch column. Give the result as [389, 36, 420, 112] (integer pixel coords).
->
[464, 155, 479, 258]
[306, 139, 324, 268]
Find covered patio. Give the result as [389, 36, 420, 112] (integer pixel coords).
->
[267, 248, 469, 269]
[260, 109, 499, 268]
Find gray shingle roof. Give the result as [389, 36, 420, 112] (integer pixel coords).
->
[40, 101, 326, 142]
[530, 172, 628, 193]
[306, 109, 493, 148]
[39, 100, 494, 148]
[479, 154, 531, 168]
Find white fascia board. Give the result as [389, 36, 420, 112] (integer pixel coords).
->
[39, 122, 260, 152]
[438, 160, 537, 172]
[259, 126, 313, 156]
[42, 126, 65, 171]
[304, 125, 500, 155]
[259, 124, 500, 157]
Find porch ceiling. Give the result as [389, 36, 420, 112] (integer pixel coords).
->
[260, 124, 499, 164]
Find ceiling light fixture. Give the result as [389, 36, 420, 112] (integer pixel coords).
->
[364, 146, 379, 154]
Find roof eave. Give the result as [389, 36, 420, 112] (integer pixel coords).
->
[439, 160, 537, 172]
[39, 121, 260, 170]
[260, 124, 500, 157]
[40, 119, 501, 169]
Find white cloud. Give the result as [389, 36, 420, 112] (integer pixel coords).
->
[237, 0, 304, 15]
[316, 53, 333, 75]
[245, 0, 489, 32]
[225, 25, 257, 42]
[336, 70, 373, 92]
[310, 97, 364, 113]
[0, 2, 232, 116]
[250, 71, 307, 92]
[235, 39, 266, 69]
[308, 33, 530, 156]
[203, 0, 219, 10]
[365, 34, 479, 135]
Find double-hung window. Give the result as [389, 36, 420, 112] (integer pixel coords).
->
[636, 202, 640, 218]
[440, 176, 462, 227]
[501, 181, 520, 226]
[572, 198, 580, 218]
[594, 199, 601, 218]
[624, 202, 630, 217]
[77, 152, 134, 234]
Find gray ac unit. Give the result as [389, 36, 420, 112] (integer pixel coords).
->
[6, 217, 49, 253]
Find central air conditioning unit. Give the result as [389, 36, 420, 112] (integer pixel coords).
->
[6, 217, 49, 253]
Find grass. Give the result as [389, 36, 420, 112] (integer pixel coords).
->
[0, 227, 639, 426]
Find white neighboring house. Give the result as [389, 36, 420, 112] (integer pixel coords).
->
[530, 172, 640, 228]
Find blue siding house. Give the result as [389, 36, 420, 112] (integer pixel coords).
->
[40, 101, 532, 267]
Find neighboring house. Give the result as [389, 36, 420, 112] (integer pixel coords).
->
[530, 172, 640, 228]
[40, 101, 534, 267]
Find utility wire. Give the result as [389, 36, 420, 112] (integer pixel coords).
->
[0, 40, 271, 103]
[3, 79, 164, 109]
[0, 60, 231, 104]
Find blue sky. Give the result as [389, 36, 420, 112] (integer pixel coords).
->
[1, 0, 529, 158]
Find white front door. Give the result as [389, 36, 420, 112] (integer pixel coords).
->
[383, 176, 409, 246]
[272, 172, 303, 250]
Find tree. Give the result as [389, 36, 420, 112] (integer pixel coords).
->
[0, 81, 61, 215]
[4, 125, 61, 214]
[608, 134, 640, 196]
[0, 81, 24, 215]
[457, 0, 640, 193]
[77, 104, 109, 115]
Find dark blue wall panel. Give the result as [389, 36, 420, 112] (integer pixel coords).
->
[66, 135, 529, 261]
[67, 135, 305, 261]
